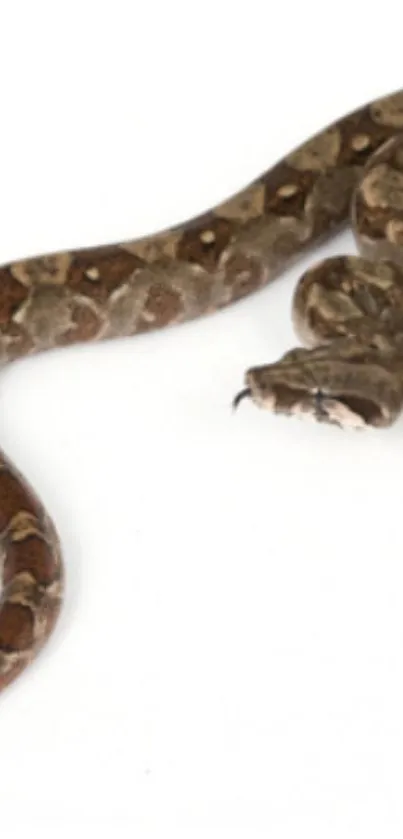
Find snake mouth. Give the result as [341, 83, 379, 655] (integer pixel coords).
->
[263, 384, 386, 428]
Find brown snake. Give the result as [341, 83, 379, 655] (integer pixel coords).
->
[1, 89, 403, 693]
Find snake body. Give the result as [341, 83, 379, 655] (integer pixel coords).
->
[1, 88, 403, 692]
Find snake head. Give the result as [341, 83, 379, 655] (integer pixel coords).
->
[234, 340, 403, 429]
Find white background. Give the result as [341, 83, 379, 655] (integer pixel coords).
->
[0, 1, 402, 837]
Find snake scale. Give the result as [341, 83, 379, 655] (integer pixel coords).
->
[1, 88, 403, 694]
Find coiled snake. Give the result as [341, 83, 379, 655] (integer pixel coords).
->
[1, 88, 403, 693]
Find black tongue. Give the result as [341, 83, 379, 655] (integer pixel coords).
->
[232, 388, 252, 411]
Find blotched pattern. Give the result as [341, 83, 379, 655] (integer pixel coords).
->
[1, 88, 403, 691]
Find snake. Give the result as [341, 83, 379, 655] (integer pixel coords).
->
[0, 88, 403, 694]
